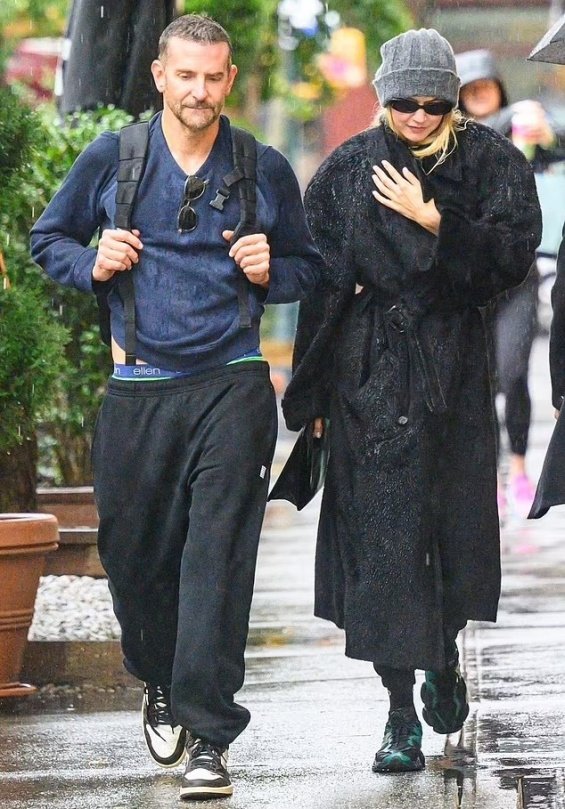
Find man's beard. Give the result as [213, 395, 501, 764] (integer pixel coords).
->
[171, 101, 222, 133]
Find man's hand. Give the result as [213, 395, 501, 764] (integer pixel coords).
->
[372, 160, 441, 235]
[93, 228, 143, 282]
[223, 230, 270, 288]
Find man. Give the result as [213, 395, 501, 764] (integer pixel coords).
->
[31, 14, 322, 801]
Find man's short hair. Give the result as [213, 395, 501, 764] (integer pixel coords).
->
[159, 14, 233, 65]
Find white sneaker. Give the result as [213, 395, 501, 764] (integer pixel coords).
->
[142, 684, 187, 768]
[179, 736, 233, 800]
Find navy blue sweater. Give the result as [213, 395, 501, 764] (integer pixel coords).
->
[31, 114, 323, 371]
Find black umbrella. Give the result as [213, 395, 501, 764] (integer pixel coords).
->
[528, 11, 565, 65]
[58, 0, 176, 117]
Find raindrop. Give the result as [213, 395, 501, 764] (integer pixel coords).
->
[5, 234, 9, 246]
[31, 205, 35, 219]
[59, 304, 64, 316]
[100, 5, 105, 19]
[80, 417, 84, 427]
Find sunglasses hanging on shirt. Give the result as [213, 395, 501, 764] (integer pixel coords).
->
[177, 175, 208, 233]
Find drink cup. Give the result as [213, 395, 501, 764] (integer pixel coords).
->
[511, 101, 542, 161]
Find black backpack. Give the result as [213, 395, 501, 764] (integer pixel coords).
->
[96, 118, 258, 365]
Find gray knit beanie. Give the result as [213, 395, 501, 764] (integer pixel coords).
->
[373, 28, 460, 108]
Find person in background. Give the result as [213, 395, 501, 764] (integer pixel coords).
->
[456, 48, 561, 521]
[30, 14, 322, 802]
[283, 28, 541, 774]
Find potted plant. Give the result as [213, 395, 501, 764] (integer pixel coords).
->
[0, 88, 65, 696]
[0, 513, 58, 698]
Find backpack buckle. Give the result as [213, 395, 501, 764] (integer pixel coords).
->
[210, 186, 230, 211]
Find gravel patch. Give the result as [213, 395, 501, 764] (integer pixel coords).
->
[29, 575, 121, 641]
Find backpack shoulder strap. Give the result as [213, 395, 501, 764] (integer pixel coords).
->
[96, 121, 150, 354]
[115, 121, 150, 230]
[114, 120, 150, 363]
[228, 126, 258, 329]
[230, 126, 257, 242]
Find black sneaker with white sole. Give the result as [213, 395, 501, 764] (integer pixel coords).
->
[180, 736, 233, 800]
[142, 683, 187, 768]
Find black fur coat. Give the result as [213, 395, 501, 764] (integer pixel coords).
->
[283, 121, 542, 671]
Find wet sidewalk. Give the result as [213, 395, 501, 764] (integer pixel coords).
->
[1, 336, 565, 808]
[463, 334, 565, 807]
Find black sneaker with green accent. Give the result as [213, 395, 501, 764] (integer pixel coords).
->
[372, 707, 425, 773]
[421, 651, 469, 735]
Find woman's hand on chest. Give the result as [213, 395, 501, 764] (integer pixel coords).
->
[371, 160, 441, 236]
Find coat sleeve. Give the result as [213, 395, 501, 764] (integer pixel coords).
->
[550, 227, 565, 410]
[282, 156, 357, 430]
[434, 133, 542, 307]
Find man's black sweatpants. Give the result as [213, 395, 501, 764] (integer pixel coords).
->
[92, 363, 277, 749]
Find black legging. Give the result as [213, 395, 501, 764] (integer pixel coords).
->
[493, 268, 539, 457]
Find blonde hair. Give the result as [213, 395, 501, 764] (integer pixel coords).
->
[374, 107, 468, 171]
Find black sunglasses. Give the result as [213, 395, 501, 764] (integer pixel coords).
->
[388, 98, 453, 116]
[177, 175, 208, 233]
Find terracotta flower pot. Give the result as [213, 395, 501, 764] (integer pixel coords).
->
[0, 513, 59, 698]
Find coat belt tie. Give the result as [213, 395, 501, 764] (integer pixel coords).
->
[384, 303, 448, 415]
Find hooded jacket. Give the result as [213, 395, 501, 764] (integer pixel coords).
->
[456, 48, 509, 123]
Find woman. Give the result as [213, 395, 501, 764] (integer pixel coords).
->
[456, 48, 561, 522]
[282, 29, 542, 773]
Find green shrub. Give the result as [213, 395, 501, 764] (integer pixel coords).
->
[0, 86, 67, 467]
[3, 100, 137, 484]
[0, 284, 67, 453]
[0, 86, 67, 509]
[29, 106, 138, 484]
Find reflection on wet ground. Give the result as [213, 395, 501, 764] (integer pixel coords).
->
[427, 722, 477, 808]
[1, 512, 564, 808]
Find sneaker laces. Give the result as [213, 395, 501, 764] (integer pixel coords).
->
[146, 684, 174, 727]
[188, 739, 225, 773]
[385, 710, 419, 749]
